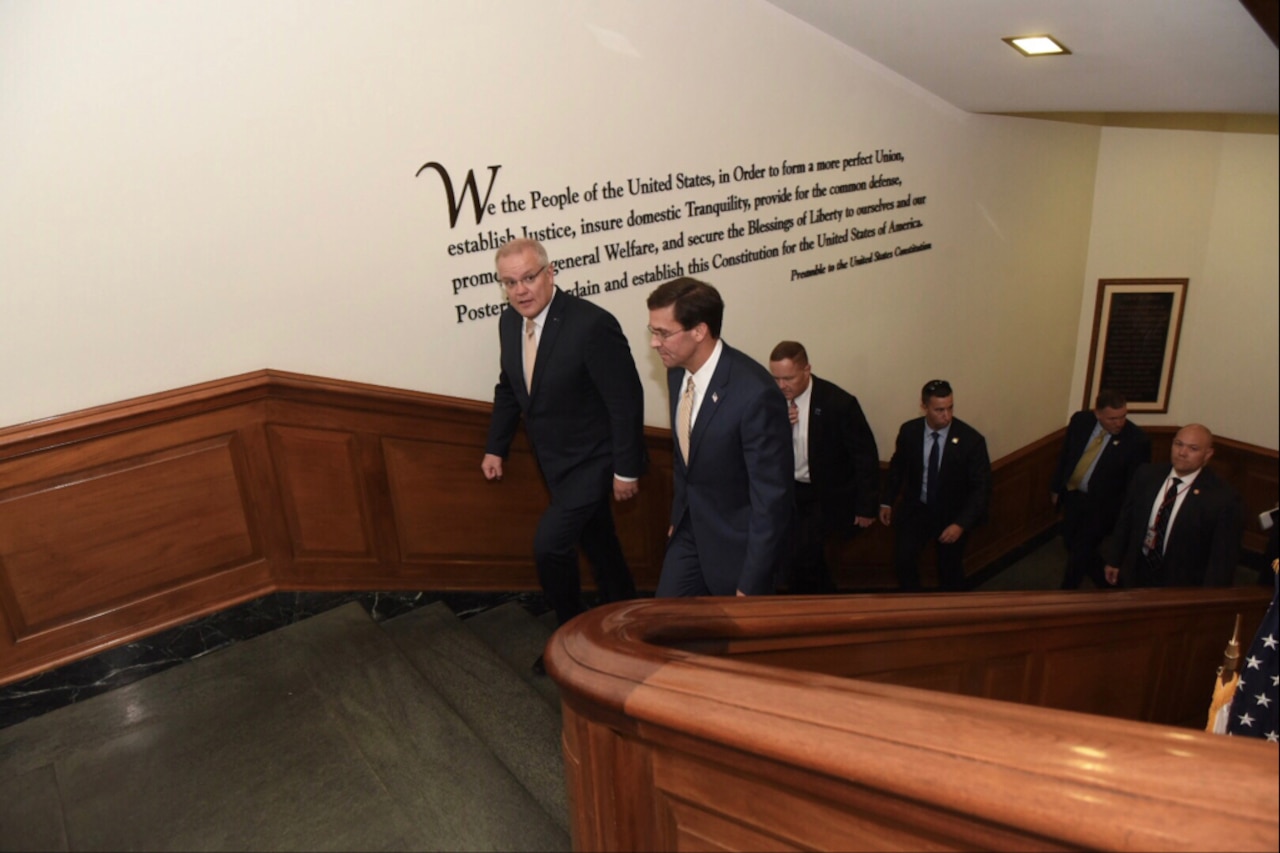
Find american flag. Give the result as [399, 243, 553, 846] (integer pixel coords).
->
[1227, 565, 1279, 742]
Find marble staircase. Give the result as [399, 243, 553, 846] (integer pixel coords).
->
[0, 600, 570, 852]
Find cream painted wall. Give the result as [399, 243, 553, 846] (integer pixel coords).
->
[1073, 127, 1279, 449]
[3, 0, 1103, 460]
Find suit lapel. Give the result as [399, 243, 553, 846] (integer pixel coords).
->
[806, 379, 824, 466]
[907, 418, 926, 480]
[500, 310, 530, 402]
[688, 349, 733, 464]
[528, 289, 567, 396]
[1168, 467, 1211, 544]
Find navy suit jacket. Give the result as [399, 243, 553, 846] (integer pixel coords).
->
[1106, 463, 1242, 588]
[1050, 410, 1150, 524]
[486, 288, 645, 507]
[805, 376, 879, 533]
[884, 416, 990, 531]
[667, 342, 794, 595]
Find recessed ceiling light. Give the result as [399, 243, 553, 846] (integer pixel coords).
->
[1003, 35, 1071, 57]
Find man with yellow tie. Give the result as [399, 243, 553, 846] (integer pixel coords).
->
[1050, 390, 1150, 589]
[481, 239, 645, 672]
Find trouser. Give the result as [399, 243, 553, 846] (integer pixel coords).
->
[1058, 490, 1112, 589]
[893, 502, 968, 591]
[534, 496, 635, 625]
[782, 481, 838, 594]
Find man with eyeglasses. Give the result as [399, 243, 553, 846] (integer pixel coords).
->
[645, 277, 793, 597]
[879, 380, 991, 591]
[481, 238, 645, 672]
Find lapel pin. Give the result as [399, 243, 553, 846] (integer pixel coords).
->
[1111, 439, 1120, 446]
[712, 392, 719, 403]
[951, 436, 959, 445]
[1194, 488, 1201, 495]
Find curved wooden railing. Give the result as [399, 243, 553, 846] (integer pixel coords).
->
[547, 588, 1278, 852]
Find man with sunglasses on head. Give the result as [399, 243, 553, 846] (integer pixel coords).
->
[879, 380, 991, 591]
[481, 238, 645, 673]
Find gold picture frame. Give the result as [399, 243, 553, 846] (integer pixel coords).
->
[1082, 278, 1188, 413]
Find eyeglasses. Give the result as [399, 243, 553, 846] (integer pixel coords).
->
[647, 325, 687, 341]
[498, 265, 547, 290]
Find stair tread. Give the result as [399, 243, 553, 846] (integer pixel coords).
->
[382, 602, 569, 831]
[0, 602, 570, 852]
[459, 601, 562, 709]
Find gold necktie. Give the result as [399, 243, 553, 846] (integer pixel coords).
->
[1066, 430, 1106, 490]
[523, 318, 537, 389]
[677, 376, 695, 463]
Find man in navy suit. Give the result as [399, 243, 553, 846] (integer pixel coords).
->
[482, 239, 645, 665]
[646, 277, 793, 597]
[879, 380, 990, 591]
[769, 340, 879, 593]
[1050, 389, 1151, 589]
[1104, 423, 1242, 588]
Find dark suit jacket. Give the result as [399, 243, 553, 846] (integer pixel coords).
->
[1106, 463, 1243, 587]
[1050, 410, 1150, 524]
[486, 288, 645, 507]
[883, 417, 990, 531]
[805, 376, 879, 535]
[668, 342, 794, 595]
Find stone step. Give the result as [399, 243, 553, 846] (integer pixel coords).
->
[381, 602, 568, 832]
[0, 602, 569, 852]
[460, 601, 562, 710]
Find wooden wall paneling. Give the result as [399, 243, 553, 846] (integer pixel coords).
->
[267, 425, 377, 561]
[0, 404, 276, 681]
[2, 370, 1274, 688]
[965, 430, 1063, 576]
[382, 433, 547, 587]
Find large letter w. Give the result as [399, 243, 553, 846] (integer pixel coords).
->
[416, 162, 502, 228]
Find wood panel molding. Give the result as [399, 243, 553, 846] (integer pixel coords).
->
[547, 590, 1278, 851]
[0, 371, 1274, 685]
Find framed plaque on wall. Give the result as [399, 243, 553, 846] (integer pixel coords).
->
[1082, 278, 1188, 413]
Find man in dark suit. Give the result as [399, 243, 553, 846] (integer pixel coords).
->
[1050, 389, 1151, 589]
[1104, 423, 1242, 588]
[879, 380, 991, 591]
[482, 238, 645, 667]
[769, 340, 879, 593]
[646, 277, 793, 597]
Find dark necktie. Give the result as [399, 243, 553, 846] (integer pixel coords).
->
[926, 431, 940, 506]
[1148, 477, 1182, 558]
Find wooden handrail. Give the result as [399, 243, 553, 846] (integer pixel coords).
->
[548, 589, 1277, 851]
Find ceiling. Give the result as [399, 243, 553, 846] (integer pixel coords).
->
[766, 0, 1279, 117]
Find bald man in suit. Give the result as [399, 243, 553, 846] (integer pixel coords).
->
[1105, 423, 1242, 588]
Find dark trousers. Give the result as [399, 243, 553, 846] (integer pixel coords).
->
[893, 501, 967, 591]
[534, 496, 635, 625]
[781, 481, 838, 594]
[1058, 490, 1112, 589]
[655, 519, 715, 597]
